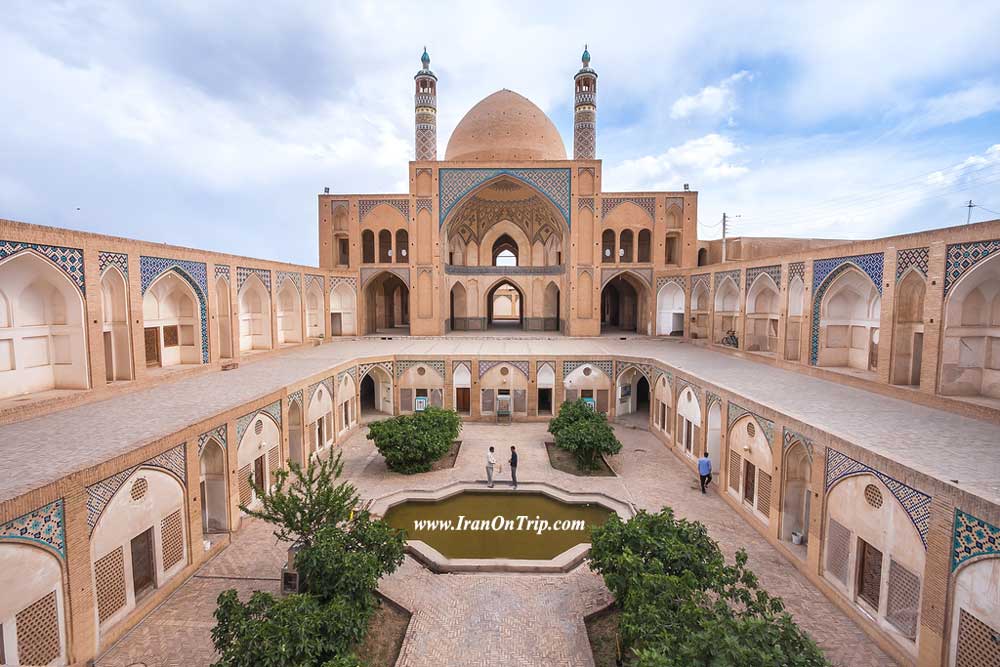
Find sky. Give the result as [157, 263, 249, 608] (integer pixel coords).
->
[2, 1, 1000, 266]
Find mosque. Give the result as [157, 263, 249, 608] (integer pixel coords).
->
[0, 48, 998, 666]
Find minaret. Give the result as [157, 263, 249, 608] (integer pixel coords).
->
[573, 45, 597, 160]
[414, 47, 438, 161]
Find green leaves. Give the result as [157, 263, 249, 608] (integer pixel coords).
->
[548, 399, 622, 470]
[589, 508, 830, 667]
[367, 406, 462, 474]
[240, 451, 359, 547]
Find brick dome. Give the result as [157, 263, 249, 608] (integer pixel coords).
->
[445, 90, 567, 161]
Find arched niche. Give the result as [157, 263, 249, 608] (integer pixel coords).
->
[780, 441, 811, 551]
[747, 274, 779, 353]
[817, 267, 881, 372]
[450, 282, 468, 331]
[0, 542, 68, 665]
[236, 413, 280, 509]
[891, 270, 926, 386]
[563, 363, 611, 414]
[199, 439, 228, 533]
[143, 270, 203, 369]
[330, 282, 357, 336]
[652, 374, 672, 433]
[288, 399, 304, 467]
[615, 366, 650, 418]
[276, 280, 302, 345]
[785, 276, 805, 361]
[706, 399, 722, 471]
[656, 282, 685, 336]
[101, 266, 132, 382]
[237, 274, 272, 353]
[336, 373, 357, 433]
[360, 365, 393, 415]
[941, 253, 1000, 400]
[215, 277, 233, 359]
[824, 473, 925, 652]
[362, 272, 408, 334]
[949, 556, 1000, 667]
[601, 272, 649, 334]
[0, 251, 89, 399]
[91, 468, 186, 633]
[676, 386, 702, 455]
[726, 414, 773, 522]
[305, 280, 324, 338]
[307, 384, 334, 453]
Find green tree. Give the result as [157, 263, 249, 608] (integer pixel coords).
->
[211, 590, 366, 667]
[367, 406, 461, 474]
[241, 451, 360, 547]
[548, 398, 602, 438]
[554, 414, 622, 470]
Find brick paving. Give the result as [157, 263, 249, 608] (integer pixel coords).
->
[96, 423, 897, 667]
[2, 335, 998, 505]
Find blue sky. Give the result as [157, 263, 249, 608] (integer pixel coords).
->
[2, 1, 1000, 265]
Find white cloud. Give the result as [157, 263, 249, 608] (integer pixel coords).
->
[670, 71, 751, 121]
[896, 82, 1000, 134]
[605, 134, 748, 191]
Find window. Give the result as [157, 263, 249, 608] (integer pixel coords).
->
[495, 249, 516, 267]
[857, 539, 883, 610]
[254, 455, 266, 489]
[666, 236, 679, 264]
[337, 238, 350, 266]
[163, 325, 179, 348]
[743, 461, 756, 504]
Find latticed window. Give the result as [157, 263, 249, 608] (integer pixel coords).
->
[238, 464, 252, 506]
[956, 608, 1000, 667]
[160, 510, 185, 571]
[15, 590, 61, 665]
[825, 519, 852, 585]
[728, 451, 741, 491]
[94, 546, 127, 623]
[885, 559, 920, 640]
[399, 388, 413, 412]
[857, 539, 883, 610]
[756, 471, 772, 516]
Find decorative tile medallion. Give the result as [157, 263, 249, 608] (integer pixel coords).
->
[788, 261, 805, 282]
[236, 266, 271, 293]
[952, 509, 1000, 571]
[359, 361, 394, 381]
[276, 270, 301, 293]
[235, 400, 282, 444]
[809, 252, 885, 365]
[140, 256, 209, 363]
[896, 247, 929, 280]
[197, 425, 227, 455]
[360, 198, 410, 221]
[86, 444, 186, 533]
[824, 448, 931, 547]
[944, 239, 1000, 294]
[728, 401, 774, 446]
[745, 265, 781, 295]
[0, 240, 85, 294]
[98, 251, 128, 279]
[601, 196, 656, 221]
[714, 269, 741, 290]
[782, 427, 814, 462]
[562, 360, 613, 378]
[478, 360, 529, 379]
[396, 360, 446, 380]
[0, 500, 66, 559]
[439, 168, 571, 228]
[656, 275, 686, 292]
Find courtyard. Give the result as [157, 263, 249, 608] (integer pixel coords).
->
[96, 421, 896, 667]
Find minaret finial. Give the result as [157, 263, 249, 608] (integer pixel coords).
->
[582, 44, 591, 66]
[421, 46, 430, 68]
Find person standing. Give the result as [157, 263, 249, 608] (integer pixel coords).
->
[697, 452, 712, 494]
[509, 445, 518, 489]
[486, 446, 496, 488]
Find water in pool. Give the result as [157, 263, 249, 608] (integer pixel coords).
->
[382, 491, 612, 560]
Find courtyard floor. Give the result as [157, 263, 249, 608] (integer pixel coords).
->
[96, 422, 898, 667]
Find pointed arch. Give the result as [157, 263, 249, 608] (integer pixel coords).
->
[199, 438, 228, 533]
[143, 270, 204, 368]
[656, 282, 685, 336]
[942, 252, 1000, 399]
[305, 279, 324, 338]
[330, 281, 357, 336]
[814, 265, 881, 371]
[747, 273, 779, 353]
[238, 273, 272, 352]
[100, 265, 132, 381]
[0, 251, 89, 399]
[276, 279, 302, 345]
[0, 541, 68, 664]
[891, 268, 926, 386]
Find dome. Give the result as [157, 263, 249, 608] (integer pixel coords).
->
[444, 90, 567, 162]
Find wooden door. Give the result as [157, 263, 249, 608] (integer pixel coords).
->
[456, 387, 470, 413]
[254, 455, 266, 489]
[130, 528, 155, 595]
[743, 462, 756, 505]
[144, 327, 160, 367]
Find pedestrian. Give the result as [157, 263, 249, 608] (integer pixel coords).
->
[486, 446, 496, 488]
[509, 445, 518, 489]
[697, 451, 712, 494]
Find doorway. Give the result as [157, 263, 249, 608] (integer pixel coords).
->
[456, 387, 471, 414]
[537, 387, 552, 415]
[360, 374, 376, 412]
[130, 528, 155, 596]
[144, 327, 161, 367]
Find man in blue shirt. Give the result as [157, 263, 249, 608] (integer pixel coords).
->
[697, 452, 712, 494]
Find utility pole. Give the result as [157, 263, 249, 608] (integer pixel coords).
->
[966, 200, 975, 225]
[722, 213, 728, 262]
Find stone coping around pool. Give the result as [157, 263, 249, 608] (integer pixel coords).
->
[369, 481, 635, 574]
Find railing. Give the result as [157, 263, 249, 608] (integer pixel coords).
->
[444, 264, 565, 276]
